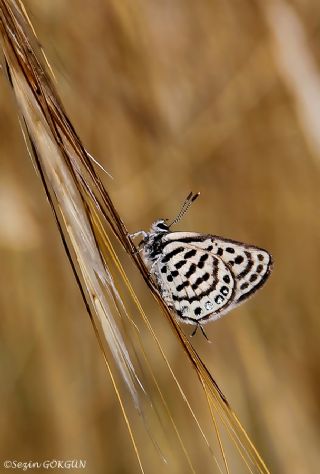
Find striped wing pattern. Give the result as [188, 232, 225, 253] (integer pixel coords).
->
[154, 232, 272, 324]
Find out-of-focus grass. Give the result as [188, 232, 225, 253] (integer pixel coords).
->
[1, 1, 320, 473]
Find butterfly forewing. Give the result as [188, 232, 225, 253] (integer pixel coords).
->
[154, 232, 272, 323]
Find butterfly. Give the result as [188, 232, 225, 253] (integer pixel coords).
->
[130, 192, 273, 338]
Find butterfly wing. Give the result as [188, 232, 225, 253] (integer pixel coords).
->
[154, 232, 272, 323]
[154, 240, 236, 324]
[208, 235, 273, 307]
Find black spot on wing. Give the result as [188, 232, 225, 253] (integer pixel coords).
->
[199, 253, 209, 262]
[226, 247, 235, 253]
[175, 260, 187, 270]
[164, 235, 207, 244]
[215, 295, 224, 304]
[162, 247, 185, 263]
[176, 281, 190, 292]
[185, 263, 197, 278]
[184, 249, 197, 259]
[192, 277, 203, 290]
[236, 254, 273, 303]
[238, 253, 254, 279]
[173, 280, 219, 303]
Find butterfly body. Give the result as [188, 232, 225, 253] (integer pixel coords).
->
[137, 219, 272, 325]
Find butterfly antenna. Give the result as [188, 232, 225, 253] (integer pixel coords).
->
[168, 191, 200, 228]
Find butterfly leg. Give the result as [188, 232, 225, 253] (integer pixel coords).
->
[190, 323, 211, 342]
[128, 231, 148, 255]
[199, 325, 211, 343]
[129, 230, 148, 240]
[190, 325, 199, 337]
[132, 244, 145, 256]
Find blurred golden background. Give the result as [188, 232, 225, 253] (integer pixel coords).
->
[1, 0, 320, 472]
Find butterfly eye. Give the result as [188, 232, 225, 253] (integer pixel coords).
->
[156, 221, 169, 231]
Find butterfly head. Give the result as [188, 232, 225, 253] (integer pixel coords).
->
[150, 219, 170, 235]
[133, 193, 200, 263]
